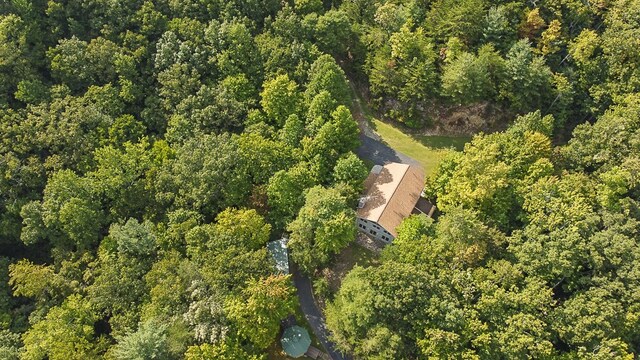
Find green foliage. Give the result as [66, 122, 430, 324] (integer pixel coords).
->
[3, 0, 640, 358]
[280, 114, 305, 147]
[306, 90, 339, 135]
[260, 74, 304, 127]
[499, 39, 554, 113]
[267, 163, 317, 230]
[332, 152, 369, 193]
[314, 10, 354, 58]
[598, 0, 640, 105]
[21, 295, 105, 360]
[482, 6, 516, 52]
[367, 23, 438, 124]
[429, 121, 553, 230]
[330, 92, 640, 357]
[185, 339, 263, 360]
[212, 208, 271, 250]
[111, 320, 170, 360]
[294, 0, 323, 15]
[87, 219, 157, 335]
[326, 262, 437, 358]
[157, 133, 251, 216]
[441, 51, 493, 104]
[0, 0, 364, 358]
[8, 260, 73, 311]
[48, 36, 119, 91]
[305, 54, 351, 106]
[23, 169, 103, 254]
[0, 14, 34, 106]
[108, 115, 146, 145]
[141, 251, 200, 323]
[303, 105, 360, 181]
[226, 275, 297, 349]
[425, 0, 488, 45]
[563, 95, 640, 172]
[237, 132, 297, 185]
[287, 186, 356, 273]
[0, 329, 21, 360]
[0, 258, 14, 330]
[87, 140, 157, 220]
[109, 219, 157, 257]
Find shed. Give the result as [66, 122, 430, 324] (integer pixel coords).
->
[267, 238, 289, 274]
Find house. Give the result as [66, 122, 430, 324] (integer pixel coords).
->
[356, 163, 436, 243]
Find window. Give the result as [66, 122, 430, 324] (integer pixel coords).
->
[369, 230, 377, 236]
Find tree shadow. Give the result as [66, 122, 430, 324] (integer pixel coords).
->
[410, 134, 470, 151]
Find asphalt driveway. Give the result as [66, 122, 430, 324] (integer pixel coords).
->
[292, 267, 351, 360]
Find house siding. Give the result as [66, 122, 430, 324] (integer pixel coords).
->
[356, 217, 394, 243]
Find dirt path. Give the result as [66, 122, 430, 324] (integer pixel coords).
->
[349, 83, 381, 141]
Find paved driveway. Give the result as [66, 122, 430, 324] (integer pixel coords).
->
[289, 84, 416, 360]
[292, 267, 351, 360]
[356, 134, 419, 166]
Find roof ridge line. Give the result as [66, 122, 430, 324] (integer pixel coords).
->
[374, 164, 410, 222]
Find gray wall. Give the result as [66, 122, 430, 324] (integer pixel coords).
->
[356, 217, 394, 243]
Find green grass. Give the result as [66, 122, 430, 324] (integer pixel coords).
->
[349, 83, 470, 176]
[370, 118, 470, 176]
[347, 242, 379, 268]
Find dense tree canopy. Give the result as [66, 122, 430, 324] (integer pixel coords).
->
[328, 104, 640, 357]
[288, 185, 357, 273]
[0, 0, 364, 357]
[1, 0, 640, 358]
[348, 0, 640, 129]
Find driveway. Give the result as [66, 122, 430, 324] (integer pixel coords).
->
[357, 135, 419, 166]
[289, 84, 415, 360]
[350, 83, 419, 167]
[292, 267, 351, 360]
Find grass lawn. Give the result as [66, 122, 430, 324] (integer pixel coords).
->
[349, 84, 470, 176]
[370, 118, 470, 176]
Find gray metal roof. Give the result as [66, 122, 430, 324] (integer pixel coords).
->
[267, 238, 289, 274]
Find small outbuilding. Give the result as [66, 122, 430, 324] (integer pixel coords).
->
[267, 238, 289, 274]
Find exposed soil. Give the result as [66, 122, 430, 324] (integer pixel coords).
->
[351, 80, 512, 137]
[315, 235, 382, 311]
[419, 101, 512, 136]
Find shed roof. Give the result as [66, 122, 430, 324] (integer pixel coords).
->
[267, 238, 289, 274]
[357, 163, 425, 237]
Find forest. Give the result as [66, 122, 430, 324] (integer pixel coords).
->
[0, 0, 639, 359]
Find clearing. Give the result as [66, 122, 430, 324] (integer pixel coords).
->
[349, 83, 470, 176]
[369, 119, 470, 176]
